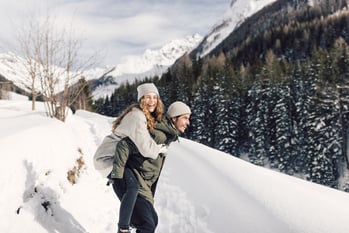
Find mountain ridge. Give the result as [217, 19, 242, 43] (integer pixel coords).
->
[0, 0, 304, 99]
[0, 34, 202, 99]
[91, 34, 202, 99]
[193, 0, 278, 59]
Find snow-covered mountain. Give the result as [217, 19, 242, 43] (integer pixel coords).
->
[92, 0, 284, 98]
[0, 52, 33, 92]
[194, 0, 278, 58]
[92, 34, 202, 99]
[0, 34, 202, 99]
[0, 0, 296, 100]
[0, 52, 107, 94]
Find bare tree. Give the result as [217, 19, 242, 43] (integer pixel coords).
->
[16, 15, 41, 110]
[16, 13, 98, 121]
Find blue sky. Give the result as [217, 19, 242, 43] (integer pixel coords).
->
[0, 0, 231, 66]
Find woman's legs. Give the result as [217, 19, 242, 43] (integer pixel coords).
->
[111, 168, 140, 230]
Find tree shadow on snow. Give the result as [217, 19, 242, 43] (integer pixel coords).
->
[20, 160, 87, 233]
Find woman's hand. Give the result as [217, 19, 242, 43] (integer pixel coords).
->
[159, 144, 168, 154]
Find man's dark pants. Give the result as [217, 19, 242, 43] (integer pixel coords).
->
[112, 168, 158, 233]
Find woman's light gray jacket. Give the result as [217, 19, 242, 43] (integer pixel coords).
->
[93, 107, 162, 177]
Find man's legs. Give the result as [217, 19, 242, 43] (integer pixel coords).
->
[131, 196, 158, 233]
[111, 168, 139, 231]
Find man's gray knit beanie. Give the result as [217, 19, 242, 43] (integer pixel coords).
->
[167, 101, 191, 118]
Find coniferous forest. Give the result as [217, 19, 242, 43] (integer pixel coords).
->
[93, 0, 349, 191]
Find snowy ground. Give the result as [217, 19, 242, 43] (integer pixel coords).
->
[1, 93, 349, 233]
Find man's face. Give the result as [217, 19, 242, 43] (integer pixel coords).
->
[172, 114, 190, 133]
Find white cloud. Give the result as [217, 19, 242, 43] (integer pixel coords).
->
[0, 0, 231, 66]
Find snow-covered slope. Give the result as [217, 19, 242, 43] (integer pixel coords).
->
[196, 0, 277, 58]
[1, 96, 349, 233]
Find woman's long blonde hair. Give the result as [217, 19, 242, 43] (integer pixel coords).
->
[112, 96, 164, 132]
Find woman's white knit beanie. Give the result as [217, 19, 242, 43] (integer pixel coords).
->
[137, 83, 160, 101]
[167, 101, 191, 118]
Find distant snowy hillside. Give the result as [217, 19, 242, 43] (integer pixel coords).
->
[0, 34, 202, 99]
[196, 0, 277, 57]
[92, 34, 202, 99]
[0, 52, 32, 92]
[0, 52, 107, 94]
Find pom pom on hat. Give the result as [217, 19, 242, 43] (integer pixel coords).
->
[167, 101, 191, 118]
[137, 83, 160, 101]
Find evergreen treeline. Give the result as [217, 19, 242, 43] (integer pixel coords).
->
[92, 1, 349, 191]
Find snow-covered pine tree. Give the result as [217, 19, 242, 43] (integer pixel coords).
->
[246, 77, 269, 166]
[306, 49, 342, 188]
[270, 83, 294, 174]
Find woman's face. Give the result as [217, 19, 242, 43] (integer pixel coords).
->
[143, 93, 158, 113]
